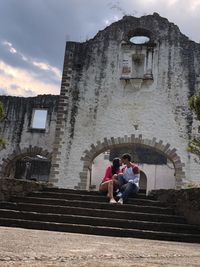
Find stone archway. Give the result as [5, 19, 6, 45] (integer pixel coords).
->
[0, 145, 52, 178]
[79, 135, 185, 190]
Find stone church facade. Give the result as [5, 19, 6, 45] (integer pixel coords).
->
[50, 13, 200, 189]
[1, 13, 200, 190]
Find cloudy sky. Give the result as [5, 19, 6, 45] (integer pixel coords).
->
[0, 0, 200, 97]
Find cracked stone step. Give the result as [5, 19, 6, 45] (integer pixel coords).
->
[0, 201, 186, 224]
[0, 217, 199, 243]
[0, 209, 199, 234]
[7, 197, 175, 215]
[20, 192, 166, 207]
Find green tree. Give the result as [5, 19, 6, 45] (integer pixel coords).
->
[0, 101, 6, 147]
[188, 92, 200, 160]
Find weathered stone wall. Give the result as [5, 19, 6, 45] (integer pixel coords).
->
[149, 188, 200, 225]
[0, 95, 59, 176]
[0, 178, 52, 201]
[50, 13, 200, 189]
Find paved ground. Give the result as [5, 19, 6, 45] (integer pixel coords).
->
[0, 227, 200, 267]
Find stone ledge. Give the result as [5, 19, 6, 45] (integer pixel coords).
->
[149, 188, 200, 225]
[0, 177, 53, 201]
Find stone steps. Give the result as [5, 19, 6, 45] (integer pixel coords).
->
[26, 191, 166, 207]
[0, 208, 199, 235]
[0, 201, 184, 223]
[8, 196, 174, 215]
[0, 217, 200, 243]
[0, 187, 200, 243]
[42, 187, 147, 195]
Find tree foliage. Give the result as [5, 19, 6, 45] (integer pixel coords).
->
[188, 92, 200, 160]
[0, 101, 4, 120]
[189, 92, 200, 120]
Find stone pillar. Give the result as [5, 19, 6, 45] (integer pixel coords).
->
[49, 42, 76, 185]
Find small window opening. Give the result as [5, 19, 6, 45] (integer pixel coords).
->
[32, 109, 47, 129]
[130, 36, 150, 44]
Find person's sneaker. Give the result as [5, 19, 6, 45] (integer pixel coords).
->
[116, 192, 122, 198]
[118, 198, 123, 205]
[109, 198, 117, 204]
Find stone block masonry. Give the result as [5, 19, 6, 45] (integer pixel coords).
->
[149, 188, 200, 225]
[50, 13, 200, 189]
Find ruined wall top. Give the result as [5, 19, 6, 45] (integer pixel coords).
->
[64, 13, 200, 100]
[69, 13, 198, 48]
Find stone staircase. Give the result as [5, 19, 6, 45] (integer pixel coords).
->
[0, 187, 200, 243]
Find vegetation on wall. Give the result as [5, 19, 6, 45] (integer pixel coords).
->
[188, 92, 200, 160]
[183, 181, 200, 188]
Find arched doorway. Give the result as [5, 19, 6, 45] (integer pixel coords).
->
[0, 146, 52, 181]
[89, 147, 174, 193]
[79, 135, 185, 190]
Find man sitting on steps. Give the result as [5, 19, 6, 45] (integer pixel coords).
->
[117, 153, 140, 205]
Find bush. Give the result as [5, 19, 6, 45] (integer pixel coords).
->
[183, 181, 200, 189]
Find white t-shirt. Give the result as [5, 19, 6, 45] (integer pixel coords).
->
[123, 166, 140, 187]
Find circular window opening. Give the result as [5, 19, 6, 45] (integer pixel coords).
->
[130, 36, 150, 44]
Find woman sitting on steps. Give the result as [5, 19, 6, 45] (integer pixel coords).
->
[99, 158, 121, 203]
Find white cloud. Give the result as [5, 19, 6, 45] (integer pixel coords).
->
[3, 41, 12, 47]
[32, 60, 61, 80]
[2, 41, 17, 54]
[103, 15, 120, 26]
[0, 40, 62, 94]
[122, 0, 200, 41]
[2, 40, 61, 78]
[0, 60, 60, 97]
[1, 0, 200, 97]
[167, 0, 179, 6]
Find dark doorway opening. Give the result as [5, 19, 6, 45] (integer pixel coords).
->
[15, 155, 51, 182]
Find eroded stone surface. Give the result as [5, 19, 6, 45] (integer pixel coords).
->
[150, 188, 200, 225]
[50, 13, 200, 189]
[0, 227, 200, 267]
